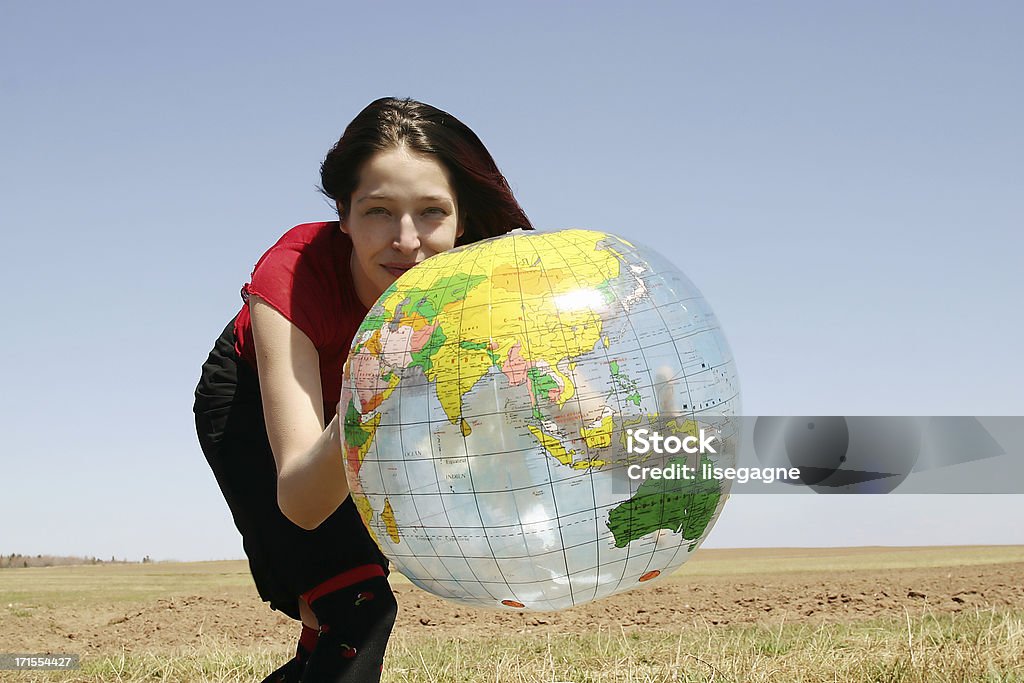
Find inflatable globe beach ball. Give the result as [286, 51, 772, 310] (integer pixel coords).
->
[341, 228, 740, 611]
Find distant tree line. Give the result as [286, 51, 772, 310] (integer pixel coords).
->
[0, 554, 154, 568]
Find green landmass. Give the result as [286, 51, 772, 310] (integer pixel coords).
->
[396, 273, 488, 323]
[606, 456, 721, 550]
[359, 311, 390, 333]
[527, 366, 560, 403]
[343, 399, 372, 447]
[409, 326, 448, 373]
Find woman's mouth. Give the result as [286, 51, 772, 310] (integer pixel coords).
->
[383, 263, 416, 278]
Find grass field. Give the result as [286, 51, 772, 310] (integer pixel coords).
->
[1, 546, 1021, 682]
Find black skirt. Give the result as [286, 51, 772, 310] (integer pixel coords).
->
[193, 318, 389, 621]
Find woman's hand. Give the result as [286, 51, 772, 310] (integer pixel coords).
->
[249, 295, 350, 529]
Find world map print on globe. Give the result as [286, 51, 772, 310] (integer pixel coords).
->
[341, 228, 741, 611]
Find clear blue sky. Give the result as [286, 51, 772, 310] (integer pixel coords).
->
[2, 2, 1021, 561]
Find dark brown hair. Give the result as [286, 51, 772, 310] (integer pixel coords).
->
[320, 97, 533, 245]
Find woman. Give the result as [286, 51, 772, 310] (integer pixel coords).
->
[193, 97, 532, 683]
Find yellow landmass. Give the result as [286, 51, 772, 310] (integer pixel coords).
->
[549, 365, 576, 407]
[527, 424, 574, 466]
[580, 413, 614, 449]
[571, 459, 608, 470]
[490, 261, 574, 294]
[431, 339, 495, 426]
[382, 497, 401, 544]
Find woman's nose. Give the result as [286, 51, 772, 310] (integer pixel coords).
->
[393, 215, 421, 252]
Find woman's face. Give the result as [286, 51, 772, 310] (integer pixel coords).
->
[341, 146, 463, 308]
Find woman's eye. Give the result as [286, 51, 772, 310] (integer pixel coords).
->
[423, 207, 448, 216]
[366, 207, 390, 216]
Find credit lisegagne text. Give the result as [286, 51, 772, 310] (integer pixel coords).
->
[626, 462, 801, 484]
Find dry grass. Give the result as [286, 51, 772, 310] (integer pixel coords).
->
[0, 560, 253, 608]
[2, 548, 1021, 682]
[5, 609, 1022, 682]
